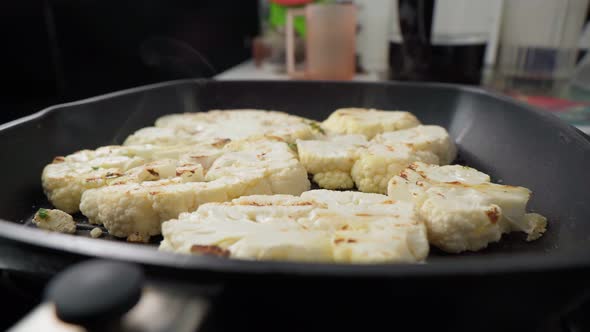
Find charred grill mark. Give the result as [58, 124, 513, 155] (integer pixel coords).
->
[191, 245, 230, 257]
[293, 201, 313, 206]
[146, 168, 159, 177]
[335, 238, 357, 244]
[53, 156, 66, 163]
[486, 206, 500, 224]
[212, 138, 232, 148]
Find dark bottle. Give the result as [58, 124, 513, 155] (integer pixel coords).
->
[390, 0, 487, 85]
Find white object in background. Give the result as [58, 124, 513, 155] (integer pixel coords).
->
[390, 0, 402, 43]
[496, 0, 589, 91]
[500, 0, 589, 49]
[389, 0, 504, 66]
[430, 0, 500, 45]
[483, 0, 503, 67]
[579, 22, 590, 50]
[355, 0, 394, 77]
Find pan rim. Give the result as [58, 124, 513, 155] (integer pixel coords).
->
[1, 219, 589, 277]
[1, 79, 589, 277]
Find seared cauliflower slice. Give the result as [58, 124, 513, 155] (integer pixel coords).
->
[160, 190, 429, 264]
[322, 108, 420, 139]
[296, 135, 367, 189]
[297, 126, 454, 192]
[126, 109, 316, 146]
[79, 139, 310, 241]
[300, 190, 429, 262]
[33, 208, 76, 234]
[80, 173, 270, 242]
[351, 143, 439, 194]
[42, 145, 152, 213]
[373, 125, 457, 165]
[206, 138, 311, 195]
[42, 142, 225, 213]
[124, 127, 207, 146]
[388, 162, 547, 253]
[388, 162, 490, 201]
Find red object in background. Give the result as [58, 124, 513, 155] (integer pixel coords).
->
[508, 92, 590, 112]
[270, 0, 314, 5]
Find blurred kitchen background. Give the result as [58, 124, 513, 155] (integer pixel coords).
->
[2, 0, 590, 329]
[3, 0, 590, 133]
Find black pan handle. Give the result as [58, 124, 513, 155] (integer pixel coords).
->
[9, 259, 215, 332]
[44, 260, 144, 328]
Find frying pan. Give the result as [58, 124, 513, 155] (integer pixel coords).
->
[2, 80, 590, 331]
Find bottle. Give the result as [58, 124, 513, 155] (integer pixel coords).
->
[389, 0, 502, 85]
[355, 0, 394, 79]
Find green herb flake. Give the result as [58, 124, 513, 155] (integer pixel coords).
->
[287, 142, 298, 152]
[37, 208, 49, 219]
[91, 166, 99, 170]
[307, 121, 326, 135]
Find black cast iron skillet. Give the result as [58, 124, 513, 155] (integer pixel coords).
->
[2, 80, 590, 331]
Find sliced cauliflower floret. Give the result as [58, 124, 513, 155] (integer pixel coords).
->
[161, 190, 428, 263]
[42, 142, 227, 213]
[80, 173, 271, 241]
[107, 159, 205, 185]
[33, 208, 76, 234]
[373, 125, 457, 165]
[388, 163, 547, 252]
[124, 127, 203, 146]
[296, 135, 367, 189]
[126, 109, 316, 146]
[415, 185, 507, 253]
[42, 147, 148, 213]
[388, 162, 490, 201]
[322, 108, 420, 139]
[79, 139, 309, 241]
[351, 143, 439, 194]
[206, 138, 310, 195]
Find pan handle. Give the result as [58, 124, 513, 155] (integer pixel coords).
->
[8, 259, 217, 332]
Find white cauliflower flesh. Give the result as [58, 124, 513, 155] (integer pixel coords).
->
[160, 190, 428, 263]
[322, 108, 421, 139]
[206, 138, 311, 195]
[79, 139, 310, 241]
[296, 135, 368, 189]
[42, 146, 151, 213]
[33, 208, 76, 234]
[124, 127, 208, 146]
[388, 163, 547, 253]
[373, 125, 457, 165]
[41, 143, 224, 213]
[351, 143, 439, 194]
[125, 109, 316, 146]
[388, 162, 490, 201]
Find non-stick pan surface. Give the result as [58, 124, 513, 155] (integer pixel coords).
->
[0, 79, 589, 279]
